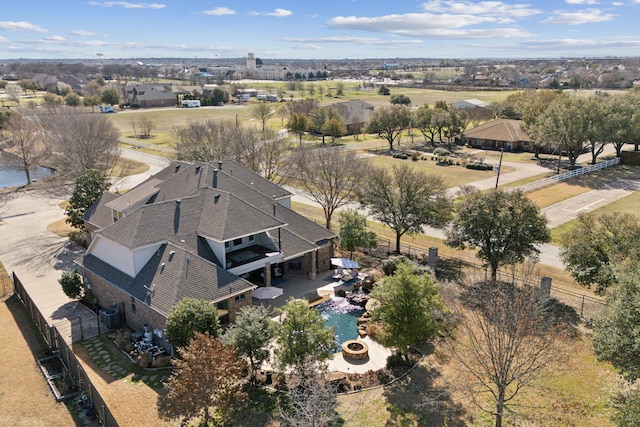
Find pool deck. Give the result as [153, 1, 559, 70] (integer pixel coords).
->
[327, 336, 392, 374]
[252, 270, 393, 374]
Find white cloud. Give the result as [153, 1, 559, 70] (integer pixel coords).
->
[45, 35, 66, 42]
[420, 1, 541, 18]
[70, 29, 97, 36]
[203, 7, 236, 16]
[281, 36, 423, 46]
[541, 8, 614, 25]
[0, 21, 47, 33]
[88, 1, 166, 9]
[266, 8, 292, 17]
[565, 0, 599, 4]
[0, 36, 9, 43]
[510, 36, 640, 51]
[328, 13, 533, 38]
[251, 8, 293, 17]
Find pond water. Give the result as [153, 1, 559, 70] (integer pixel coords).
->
[315, 297, 364, 352]
[0, 151, 53, 188]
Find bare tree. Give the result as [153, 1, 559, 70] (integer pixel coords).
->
[292, 148, 366, 229]
[173, 119, 236, 162]
[449, 280, 572, 427]
[136, 115, 155, 138]
[252, 102, 273, 131]
[3, 110, 44, 185]
[276, 106, 289, 126]
[279, 359, 341, 427]
[5, 84, 23, 106]
[44, 107, 120, 178]
[261, 129, 294, 184]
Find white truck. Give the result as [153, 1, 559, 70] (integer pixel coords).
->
[181, 100, 201, 108]
[98, 105, 115, 113]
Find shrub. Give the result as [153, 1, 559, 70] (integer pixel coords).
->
[433, 148, 451, 156]
[59, 270, 83, 299]
[367, 322, 381, 339]
[386, 353, 407, 368]
[411, 151, 420, 161]
[382, 255, 409, 276]
[466, 162, 493, 170]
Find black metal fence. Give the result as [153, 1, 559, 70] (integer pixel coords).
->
[12, 272, 119, 427]
[367, 236, 606, 321]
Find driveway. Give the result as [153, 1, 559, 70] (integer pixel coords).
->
[0, 190, 99, 343]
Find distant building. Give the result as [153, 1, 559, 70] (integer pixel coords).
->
[463, 119, 532, 152]
[331, 99, 375, 135]
[453, 99, 490, 110]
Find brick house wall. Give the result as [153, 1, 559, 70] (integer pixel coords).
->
[84, 270, 252, 334]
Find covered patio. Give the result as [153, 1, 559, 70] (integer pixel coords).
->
[251, 270, 357, 312]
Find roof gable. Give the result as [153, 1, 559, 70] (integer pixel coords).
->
[463, 119, 530, 143]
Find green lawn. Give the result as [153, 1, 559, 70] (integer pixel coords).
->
[367, 155, 497, 188]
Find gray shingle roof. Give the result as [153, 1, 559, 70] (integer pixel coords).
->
[106, 178, 162, 212]
[81, 243, 254, 316]
[98, 187, 285, 249]
[84, 192, 119, 228]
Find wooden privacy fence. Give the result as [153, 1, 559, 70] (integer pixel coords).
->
[12, 272, 119, 427]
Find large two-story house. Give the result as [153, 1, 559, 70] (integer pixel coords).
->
[78, 160, 336, 337]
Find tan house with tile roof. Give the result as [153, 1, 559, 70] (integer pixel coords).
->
[463, 118, 540, 152]
[78, 160, 336, 340]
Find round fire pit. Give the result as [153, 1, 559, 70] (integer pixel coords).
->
[341, 340, 369, 361]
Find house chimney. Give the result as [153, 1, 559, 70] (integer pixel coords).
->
[175, 164, 181, 173]
[218, 160, 223, 170]
[176, 199, 181, 206]
[213, 168, 218, 188]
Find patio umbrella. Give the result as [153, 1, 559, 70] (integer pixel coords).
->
[252, 286, 284, 300]
[330, 258, 360, 269]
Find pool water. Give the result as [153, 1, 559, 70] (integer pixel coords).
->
[315, 297, 364, 351]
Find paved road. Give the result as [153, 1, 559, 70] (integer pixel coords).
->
[289, 146, 637, 269]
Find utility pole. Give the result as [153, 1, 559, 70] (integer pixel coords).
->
[495, 148, 504, 190]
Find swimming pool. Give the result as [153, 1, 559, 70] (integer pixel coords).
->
[315, 297, 364, 351]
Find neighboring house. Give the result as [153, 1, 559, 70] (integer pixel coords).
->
[121, 84, 176, 108]
[78, 160, 336, 337]
[463, 118, 535, 152]
[452, 99, 489, 110]
[331, 99, 375, 135]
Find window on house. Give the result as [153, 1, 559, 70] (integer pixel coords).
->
[248, 235, 254, 242]
[131, 296, 137, 313]
[225, 241, 230, 249]
[233, 238, 243, 246]
[217, 300, 228, 310]
[113, 210, 123, 222]
[234, 294, 245, 302]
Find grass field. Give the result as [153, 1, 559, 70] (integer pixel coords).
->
[366, 154, 514, 188]
[104, 87, 520, 149]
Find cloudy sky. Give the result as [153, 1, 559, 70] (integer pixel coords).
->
[1, 0, 640, 59]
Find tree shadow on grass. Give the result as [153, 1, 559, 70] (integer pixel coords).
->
[223, 384, 280, 427]
[382, 344, 467, 427]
